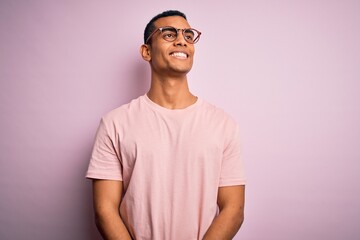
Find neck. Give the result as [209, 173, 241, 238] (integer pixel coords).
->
[147, 74, 197, 109]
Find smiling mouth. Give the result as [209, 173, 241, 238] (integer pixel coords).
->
[170, 52, 188, 59]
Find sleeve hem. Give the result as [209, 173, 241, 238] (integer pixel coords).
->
[219, 179, 246, 187]
[85, 173, 123, 181]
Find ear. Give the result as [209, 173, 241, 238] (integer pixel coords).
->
[140, 44, 151, 62]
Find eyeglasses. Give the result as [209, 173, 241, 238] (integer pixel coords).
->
[145, 26, 201, 44]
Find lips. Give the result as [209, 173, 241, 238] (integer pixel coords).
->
[170, 51, 188, 59]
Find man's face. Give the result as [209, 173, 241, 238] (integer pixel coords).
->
[148, 16, 195, 77]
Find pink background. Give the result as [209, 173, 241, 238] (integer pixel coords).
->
[1, 1, 359, 239]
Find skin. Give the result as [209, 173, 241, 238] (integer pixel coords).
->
[203, 185, 245, 240]
[93, 180, 132, 240]
[93, 16, 245, 240]
[140, 16, 197, 109]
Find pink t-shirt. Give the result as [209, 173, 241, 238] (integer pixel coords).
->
[86, 94, 246, 240]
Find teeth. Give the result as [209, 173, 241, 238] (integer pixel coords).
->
[171, 52, 187, 58]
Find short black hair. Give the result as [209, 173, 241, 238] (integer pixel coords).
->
[144, 10, 187, 44]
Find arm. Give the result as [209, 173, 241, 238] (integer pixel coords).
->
[92, 179, 132, 240]
[203, 185, 245, 240]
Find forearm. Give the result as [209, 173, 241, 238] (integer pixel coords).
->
[95, 210, 132, 240]
[203, 208, 244, 240]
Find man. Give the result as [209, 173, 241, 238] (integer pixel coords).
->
[86, 10, 246, 240]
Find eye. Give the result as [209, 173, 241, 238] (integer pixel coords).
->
[165, 33, 176, 38]
[185, 35, 194, 40]
[184, 30, 195, 41]
[162, 30, 177, 40]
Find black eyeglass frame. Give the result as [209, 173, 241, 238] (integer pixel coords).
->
[145, 26, 202, 44]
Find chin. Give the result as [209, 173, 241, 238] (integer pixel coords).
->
[174, 68, 192, 75]
[171, 64, 192, 73]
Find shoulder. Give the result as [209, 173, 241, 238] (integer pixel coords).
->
[102, 95, 144, 121]
[100, 95, 145, 130]
[199, 99, 238, 127]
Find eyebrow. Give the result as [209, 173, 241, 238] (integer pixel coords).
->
[184, 29, 195, 34]
[160, 27, 177, 32]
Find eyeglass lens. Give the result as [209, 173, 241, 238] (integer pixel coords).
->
[161, 27, 199, 43]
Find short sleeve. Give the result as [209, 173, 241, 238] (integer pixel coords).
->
[219, 122, 246, 187]
[86, 118, 123, 180]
